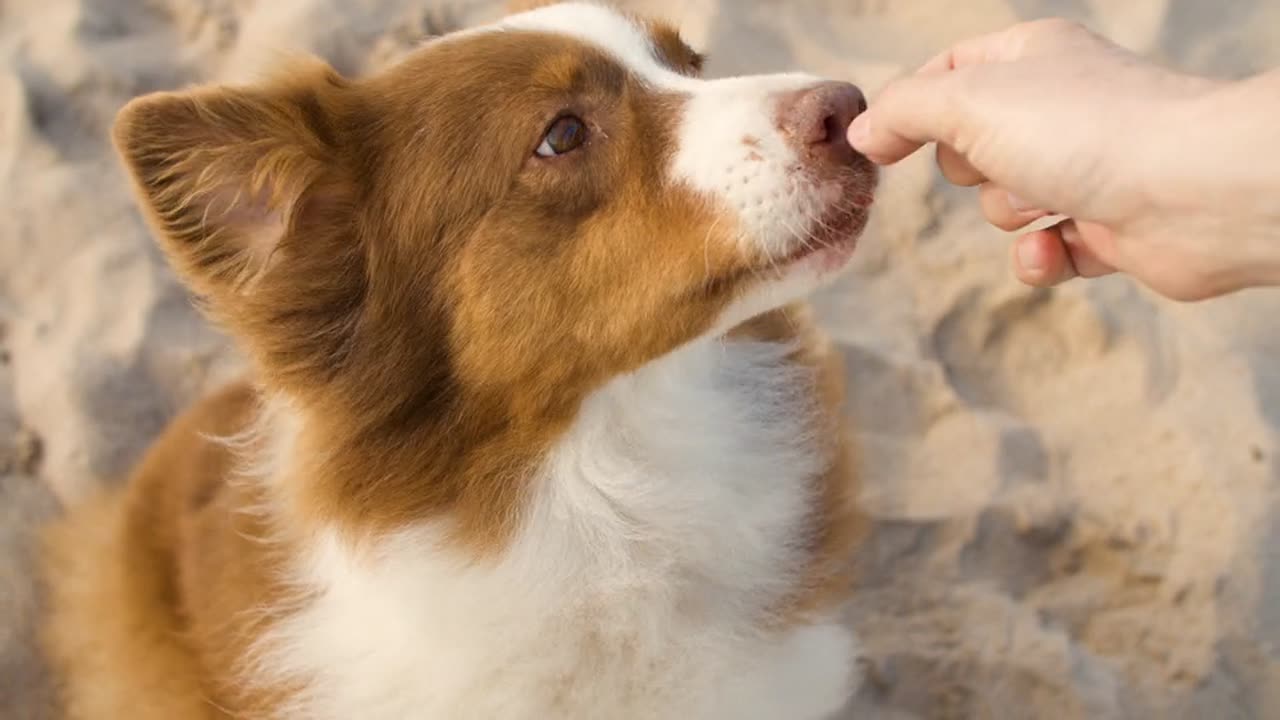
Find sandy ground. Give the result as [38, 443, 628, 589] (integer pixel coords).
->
[3, 0, 1280, 718]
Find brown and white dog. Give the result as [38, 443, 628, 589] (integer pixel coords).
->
[40, 2, 877, 718]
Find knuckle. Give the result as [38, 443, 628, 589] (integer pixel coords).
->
[931, 69, 978, 149]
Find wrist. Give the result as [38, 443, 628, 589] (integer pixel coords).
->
[1142, 71, 1280, 290]
[1135, 71, 1227, 215]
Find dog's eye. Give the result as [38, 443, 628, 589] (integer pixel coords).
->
[535, 116, 587, 158]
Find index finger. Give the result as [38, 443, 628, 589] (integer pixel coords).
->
[849, 20, 1066, 164]
[849, 27, 1021, 164]
[847, 68, 975, 164]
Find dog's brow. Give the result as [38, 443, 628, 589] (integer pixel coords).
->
[531, 52, 586, 91]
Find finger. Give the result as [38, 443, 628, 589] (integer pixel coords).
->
[1012, 225, 1077, 287]
[847, 70, 977, 164]
[1012, 219, 1116, 287]
[1059, 220, 1119, 278]
[848, 19, 1093, 164]
[937, 144, 985, 186]
[979, 182, 1048, 231]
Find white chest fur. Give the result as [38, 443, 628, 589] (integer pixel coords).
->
[255, 336, 858, 719]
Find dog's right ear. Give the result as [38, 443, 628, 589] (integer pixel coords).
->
[112, 60, 356, 299]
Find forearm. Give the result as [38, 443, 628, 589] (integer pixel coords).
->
[1156, 69, 1280, 288]
[1198, 70, 1280, 220]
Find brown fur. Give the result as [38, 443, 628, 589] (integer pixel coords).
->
[42, 382, 289, 718]
[41, 5, 866, 717]
[108, 29, 738, 554]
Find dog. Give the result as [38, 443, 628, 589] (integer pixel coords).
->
[40, 2, 877, 718]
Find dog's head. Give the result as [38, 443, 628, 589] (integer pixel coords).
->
[113, 1, 876, 541]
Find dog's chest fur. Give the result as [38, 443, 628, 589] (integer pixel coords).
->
[256, 333, 857, 719]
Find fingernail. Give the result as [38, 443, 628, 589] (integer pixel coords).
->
[847, 114, 870, 148]
[1017, 239, 1045, 272]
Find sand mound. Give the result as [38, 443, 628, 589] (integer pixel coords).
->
[3, 1, 1279, 717]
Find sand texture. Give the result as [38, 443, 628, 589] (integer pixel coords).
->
[3, 0, 1280, 717]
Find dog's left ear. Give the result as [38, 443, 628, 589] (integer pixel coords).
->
[112, 58, 357, 299]
[114, 59, 370, 395]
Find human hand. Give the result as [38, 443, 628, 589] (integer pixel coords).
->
[849, 19, 1280, 301]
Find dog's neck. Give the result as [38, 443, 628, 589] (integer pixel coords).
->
[238, 312, 848, 718]
[529, 328, 829, 584]
[256, 318, 829, 556]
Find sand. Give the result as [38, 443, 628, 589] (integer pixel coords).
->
[2, 0, 1279, 718]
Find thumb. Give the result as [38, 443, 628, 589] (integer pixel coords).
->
[848, 70, 976, 165]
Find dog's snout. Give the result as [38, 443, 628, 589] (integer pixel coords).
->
[777, 81, 866, 162]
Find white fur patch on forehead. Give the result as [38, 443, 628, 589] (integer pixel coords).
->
[477, 3, 849, 329]
[495, 4, 836, 279]
[498, 2, 695, 89]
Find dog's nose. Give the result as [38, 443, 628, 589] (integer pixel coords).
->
[777, 81, 866, 163]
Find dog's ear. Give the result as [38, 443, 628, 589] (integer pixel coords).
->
[112, 59, 356, 298]
[114, 59, 370, 395]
